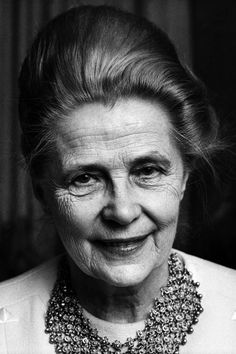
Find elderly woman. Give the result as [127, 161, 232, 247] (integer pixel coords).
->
[0, 5, 235, 354]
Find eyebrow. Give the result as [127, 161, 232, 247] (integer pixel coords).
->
[62, 151, 171, 176]
[129, 151, 171, 170]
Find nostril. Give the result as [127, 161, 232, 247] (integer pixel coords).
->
[101, 202, 141, 225]
[101, 218, 127, 230]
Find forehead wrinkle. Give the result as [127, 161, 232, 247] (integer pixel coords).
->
[57, 111, 170, 143]
[58, 145, 174, 174]
[55, 129, 176, 172]
[56, 129, 173, 154]
[52, 98, 183, 174]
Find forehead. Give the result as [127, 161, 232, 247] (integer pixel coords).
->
[54, 98, 181, 167]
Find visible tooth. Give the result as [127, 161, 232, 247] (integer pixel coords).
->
[103, 239, 144, 247]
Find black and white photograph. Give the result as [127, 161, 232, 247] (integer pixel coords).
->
[0, 1, 236, 353]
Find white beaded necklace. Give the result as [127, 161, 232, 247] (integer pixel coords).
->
[45, 253, 203, 353]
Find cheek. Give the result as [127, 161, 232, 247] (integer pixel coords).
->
[143, 187, 181, 254]
[49, 195, 99, 274]
[144, 187, 182, 226]
[49, 193, 96, 236]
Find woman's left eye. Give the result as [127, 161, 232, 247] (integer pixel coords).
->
[139, 167, 158, 176]
[133, 166, 165, 183]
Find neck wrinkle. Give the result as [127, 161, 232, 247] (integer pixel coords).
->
[68, 256, 169, 323]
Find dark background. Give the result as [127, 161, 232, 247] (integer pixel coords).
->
[0, 0, 236, 281]
[188, 0, 236, 268]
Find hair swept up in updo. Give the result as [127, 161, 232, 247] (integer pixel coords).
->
[18, 5, 220, 177]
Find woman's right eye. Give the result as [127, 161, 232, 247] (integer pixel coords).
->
[73, 173, 94, 185]
[69, 173, 103, 196]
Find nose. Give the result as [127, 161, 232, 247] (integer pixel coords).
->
[102, 182, 141, 226]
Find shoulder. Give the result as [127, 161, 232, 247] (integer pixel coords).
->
[175, 250, 236, 353]
[0, 256, 59, 308]
[0, 257, 59, 354]
[178, 250, 236, 299]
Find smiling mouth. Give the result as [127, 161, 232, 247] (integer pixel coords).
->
[93, 234, 151, 256]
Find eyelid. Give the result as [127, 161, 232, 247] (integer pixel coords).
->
[65, 168, 98, 181]
[68, 172, 104, 197]
[132, 164, 167, 174]
[71, 172, 99, 184]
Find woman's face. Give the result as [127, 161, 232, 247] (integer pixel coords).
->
[41, 98, 188, 287]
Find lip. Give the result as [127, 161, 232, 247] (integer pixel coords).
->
[93, 233, 152, 257]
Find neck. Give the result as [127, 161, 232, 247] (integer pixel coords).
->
[68, 259, 169, 323]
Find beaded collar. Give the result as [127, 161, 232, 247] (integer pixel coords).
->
[45, 253, 203, 353]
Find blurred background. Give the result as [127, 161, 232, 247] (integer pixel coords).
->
[0, 0, 236, 281]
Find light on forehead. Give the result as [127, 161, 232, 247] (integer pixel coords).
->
[57, 98, 172, 130]
[51, 98, 184, 173]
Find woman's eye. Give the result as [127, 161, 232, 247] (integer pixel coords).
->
[69, 173, 103, 196]
[139, 167, 158, 176]
[74, 174, 94, 184]
[133, 166, 165, 185]
[137, 166, 162, 177]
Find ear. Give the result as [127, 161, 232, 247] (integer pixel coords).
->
[180, 170, 189, 200]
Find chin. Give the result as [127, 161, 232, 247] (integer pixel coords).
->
[99, 265, 152, 288]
